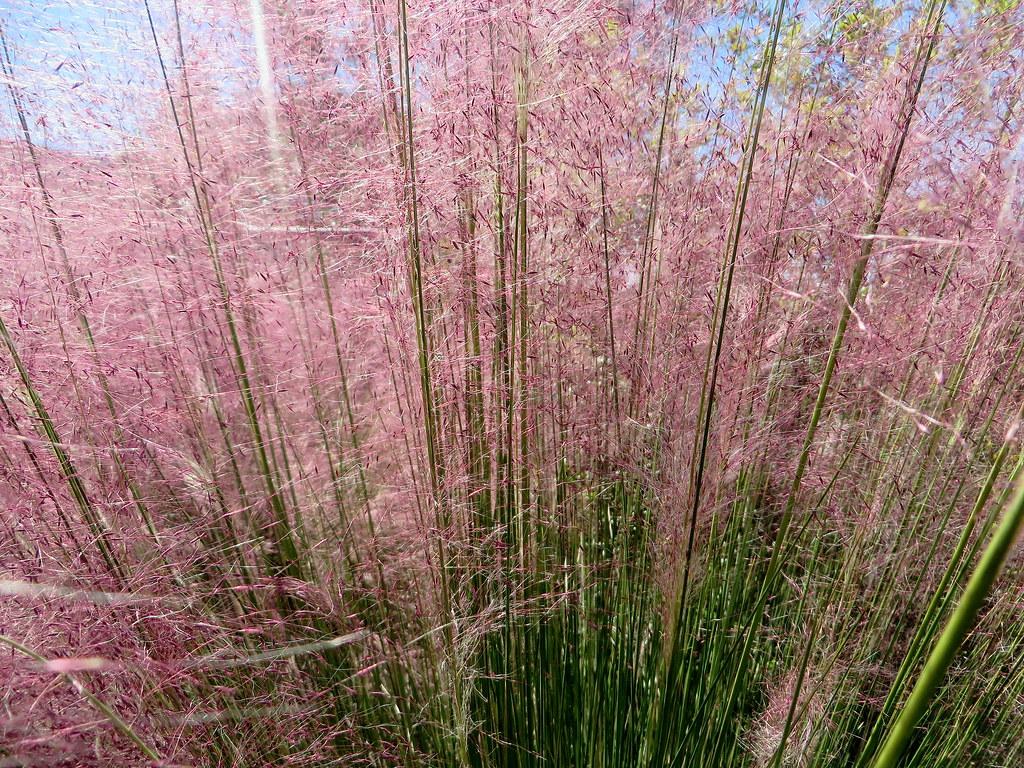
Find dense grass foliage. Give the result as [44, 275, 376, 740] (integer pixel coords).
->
[2, 0, 1024, 766]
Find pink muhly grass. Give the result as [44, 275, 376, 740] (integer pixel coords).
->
[2, 0, 1024, 766]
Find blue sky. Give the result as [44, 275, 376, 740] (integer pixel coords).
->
[1, 1, 155, 151]
[0, 0, 264, 153]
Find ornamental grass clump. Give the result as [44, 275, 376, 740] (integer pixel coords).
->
[2, 0, 1024, 766]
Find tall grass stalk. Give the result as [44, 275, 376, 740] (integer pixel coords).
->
[872, 472, 1024, 768]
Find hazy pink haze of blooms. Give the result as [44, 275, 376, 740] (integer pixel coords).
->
[1, 0, 1024, 766]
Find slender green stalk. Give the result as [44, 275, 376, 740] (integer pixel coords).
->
[0, 634, 162, 762]
[870, 472, 1024, 768]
